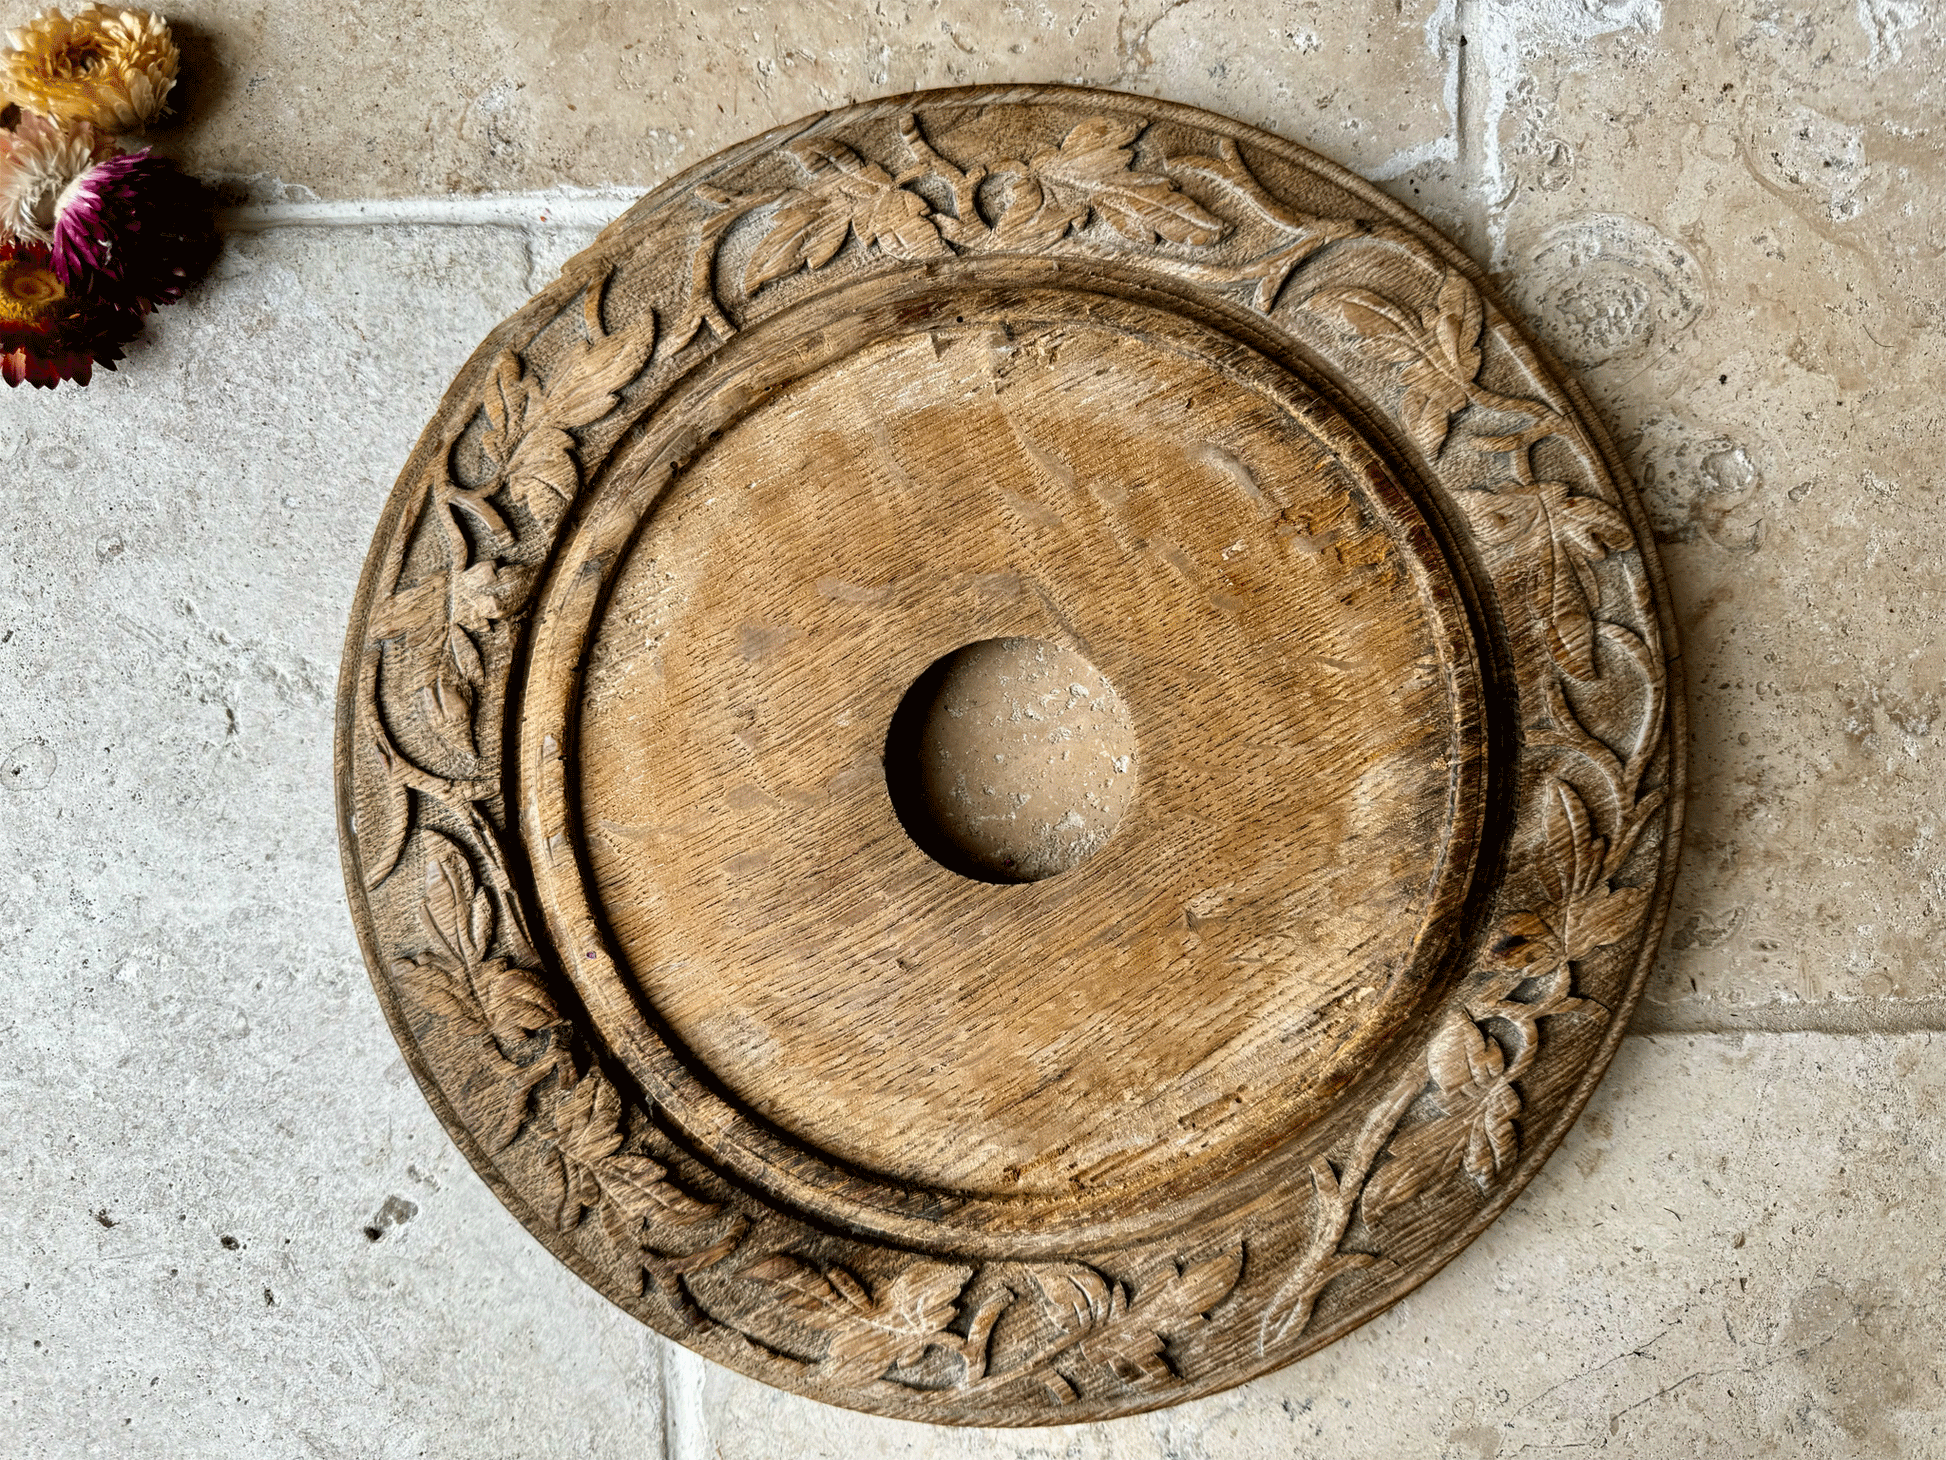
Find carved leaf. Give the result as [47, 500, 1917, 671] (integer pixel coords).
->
[742, 1254, 972, 1385]
[417, 673, 475, 760]
[1457, 479, 1633, 679]
[418, 832, 490, 969]
[1566, 880, 1651, 961]
[367, 569, 449, 652]
[987, 174, 1089, 249]
[1488, 780, 1652, 988]
[1308, 271, 1485, 456]
[450, 560, 532, 631]
[861, 173, 947, 262]
[554, 1067, 627, 1169]
[480, 349, 540, 469]
[598, 1152, 717, 1224]
[497, 282, 658, 523]
[1428, 1006, 1502, 1096]
[1488, 908, 1566, 976]
[391, 952, 480, 1031]
[743, 189, 852, 290]
[359, 734, 412, 889]
[391, 834, 501, 1035]
[446, 623, 484, 690]
[538, 1069, 621, 1229]
[1361, 1111, 1467, 1217]
[1545, 779, 1653, 958]
[478, 958, 561, 1044]
[744, 138, 947, 293]
[540, 1067, 714, 1231]
[1540, 776, 1598, 906]
[1026, 1249, 1242, 1390]
[1429, 270, 1484, 385]
[1468, 1081, 1522, 1184]
[539, 284, 662, 432]
[477, 1046, 564, 1154]
[1023, 116, 1224, 246]
[503, 422, 582, 520]
[1030, 1264, 1118, 1335]
[1365, 1014, 1523, 1216]
[1257, 1151, 1392, 1352]
[535, 1144, 603, 1232]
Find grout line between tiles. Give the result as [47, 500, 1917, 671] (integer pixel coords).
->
[1629, 1000, 1946, 1037]
[213, 191, 648, 232]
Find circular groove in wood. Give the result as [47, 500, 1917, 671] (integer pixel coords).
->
[335, 86, 1683, 1425]
[519, 278, 1490, 1254]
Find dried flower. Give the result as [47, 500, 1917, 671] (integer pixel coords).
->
[0, 109, 113, 244]
[50, 146, 213, 309]
[4, 6, 178, 131]
[0, 238, 142, 386]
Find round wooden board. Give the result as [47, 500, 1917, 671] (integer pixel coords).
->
[336, 86, 1683, 1426]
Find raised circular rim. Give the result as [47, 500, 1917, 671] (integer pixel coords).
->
[335, 83, 1685, 1426]
[512, 273, 1492, 1258]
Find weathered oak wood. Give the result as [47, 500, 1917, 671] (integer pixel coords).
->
[335, 86, 1683, 1425]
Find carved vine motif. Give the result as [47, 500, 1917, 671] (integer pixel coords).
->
[1253, 258, 1670, 1349]
[354, 240, 1251, 1405]
[735, 1245, 1243, 1404]
[357, 274, 749, 1313]
[663, 113, 1370, 348]
[737, 1254, 992, 1386]
[388, 829, 741, 1311]
[1004, 1248, 1245, 1403]
[342, 96, 1678, 1418]
[1255, 765, 1655, 1354]
[391, 831, 567, 1151]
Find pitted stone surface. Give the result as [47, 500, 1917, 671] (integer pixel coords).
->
[1478, 0, 1946, 1027]
[148, 0, 1454, 202]
[675, 1034, 1946, 1458]
[0, 228, 669, 1460]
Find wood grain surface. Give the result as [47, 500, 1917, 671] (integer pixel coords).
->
[336, 86, 1683, 1424]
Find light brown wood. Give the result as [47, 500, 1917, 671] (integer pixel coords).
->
[336, 86, 1683, 1425]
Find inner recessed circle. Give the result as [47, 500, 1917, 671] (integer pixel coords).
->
[885, 636, 1137, 883]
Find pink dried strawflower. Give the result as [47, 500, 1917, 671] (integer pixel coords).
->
[0, 237, 141, 386]
[3, 6, 178, 131]
[0, 109, 113, 244]
[51, 145, 213, 309]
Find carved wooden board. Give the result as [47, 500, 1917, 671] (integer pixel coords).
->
[335, 86, 1683, 1425]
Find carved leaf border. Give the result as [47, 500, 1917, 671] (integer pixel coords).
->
[340, 93, 1676, 1416]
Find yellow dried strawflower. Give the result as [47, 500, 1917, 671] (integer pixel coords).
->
[4, 6, 179, 131]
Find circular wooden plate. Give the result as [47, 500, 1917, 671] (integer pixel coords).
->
[336, 86, 1683, 1425]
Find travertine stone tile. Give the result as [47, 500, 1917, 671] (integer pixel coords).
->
[678, 1033, 1946, 1458]
[0, 226, 669, 1460]
[141, 1, 1454, 207]
[1473, 0, 1946, 1024]
[8, 0, 1946, 1448]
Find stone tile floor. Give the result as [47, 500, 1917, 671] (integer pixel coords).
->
[4, 1, 1943, 1454]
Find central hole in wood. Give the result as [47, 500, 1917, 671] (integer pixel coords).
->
[884, 636, 1137, 883]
